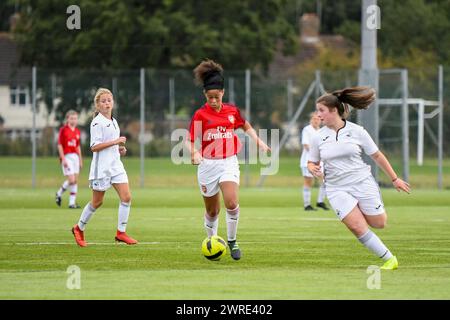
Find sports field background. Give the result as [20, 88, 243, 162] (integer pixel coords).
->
[0, 157, 449, 299]
[1, 156, 449, 189]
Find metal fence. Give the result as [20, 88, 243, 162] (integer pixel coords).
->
[0, 66, 448, 188]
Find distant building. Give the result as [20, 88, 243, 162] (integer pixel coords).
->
[267, 13, 354, 151]
[268, 13, 353, 79]
[1, 31, 68, 143]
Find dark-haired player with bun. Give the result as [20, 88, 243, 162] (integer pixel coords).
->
[187, 59, 270, 260]
[308, 86, 410, 270]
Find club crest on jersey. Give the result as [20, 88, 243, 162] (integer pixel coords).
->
[228, 115, 235, 124]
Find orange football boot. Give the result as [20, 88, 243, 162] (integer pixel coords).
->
[72, 224, 87, 247]
[115, 231, 138, 245]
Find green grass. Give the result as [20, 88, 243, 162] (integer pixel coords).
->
[0, 156, 449, 299]
[0, 187, 449, 299]
[0, 156, 449, 189]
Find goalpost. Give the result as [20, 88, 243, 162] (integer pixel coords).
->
[378, 97, 441, 166]
[378, 66, 444, 189]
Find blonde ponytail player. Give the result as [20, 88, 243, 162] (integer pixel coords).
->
[71, 88, 137, 247]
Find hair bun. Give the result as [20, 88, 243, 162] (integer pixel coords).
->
[203, 71, 224, 91]
[194, 59, 224, 91]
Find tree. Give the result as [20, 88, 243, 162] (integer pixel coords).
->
[11, 0, 299, 127]
[378, 0, 450, 66]
[13, 0, 297, 70]
[0, 0, 16, 32]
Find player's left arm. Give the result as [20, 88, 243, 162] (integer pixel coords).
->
[77, 145, 83, 169]
[119, 145, 127, 157]
[370, 151, 410, 193]
[241, 121, 271, 153]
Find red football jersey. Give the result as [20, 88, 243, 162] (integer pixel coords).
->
[58, 125, 81, 155]
[188, 103, 246, 159]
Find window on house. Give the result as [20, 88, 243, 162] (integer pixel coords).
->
[10, 86, 29, 107]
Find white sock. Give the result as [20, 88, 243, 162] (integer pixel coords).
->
[118, 201, 131, 232]
[69, 184, 78, 206]
[204, 213, 219, 237]
[317, 184, 326, 203]
[226, 205, 240, 242]
[358, 229, 393, 261]
[57, 180, 69, 197]
[303, 187, 311, 207]
[78, 203, 96, 231]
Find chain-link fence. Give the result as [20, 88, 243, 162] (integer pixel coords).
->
[0, 66, 448, 188]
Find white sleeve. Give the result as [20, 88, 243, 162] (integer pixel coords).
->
[90, 121, 103, 148]
[360, 128, 379, 155]
[308, 133, 320, 163]
[301, 127, 310, 146]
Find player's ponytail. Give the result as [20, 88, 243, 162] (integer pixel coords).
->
[93, 88, 113, 118]
[316, 86, 376, 119]
[193, 59, 224, 91]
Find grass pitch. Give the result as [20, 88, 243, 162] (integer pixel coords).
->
[0, 186, 449, 299]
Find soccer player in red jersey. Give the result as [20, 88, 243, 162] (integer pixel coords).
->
[55, 110, 83, 208]
[188, 59, 270, 260]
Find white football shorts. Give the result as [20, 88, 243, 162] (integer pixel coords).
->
[197, 155, 240, 197]
[89, 172, 129, 191]
[62, 153, 80, 176]
[326, 176, 385, 221]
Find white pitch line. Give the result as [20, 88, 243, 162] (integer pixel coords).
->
[2, 242, 161, 246]
[1, 240, 324, 246]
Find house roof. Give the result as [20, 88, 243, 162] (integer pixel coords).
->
[0, 32, 31, 86]
[267, 14, 354, 79]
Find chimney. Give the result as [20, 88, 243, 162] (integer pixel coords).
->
[300, 13, 320, 44]
[9, 13, 21, 32]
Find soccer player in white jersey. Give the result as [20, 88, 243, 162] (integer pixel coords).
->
[187, 59, 270, 260]
[308, 86, 410, 270]
[300, 112, 329, 211]
[71, 88, 137, 247]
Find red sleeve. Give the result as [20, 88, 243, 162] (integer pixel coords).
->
[57, 127, 65, 146]
[188, 111, 203, 142]
[234, 107, 246, 129]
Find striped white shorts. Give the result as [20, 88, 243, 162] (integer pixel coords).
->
[197, 155, 240, 197]
[89, 172, 129, 191]
[61, 153, 80, 176]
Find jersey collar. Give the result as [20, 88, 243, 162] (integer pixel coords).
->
[98, 112, 114, 122]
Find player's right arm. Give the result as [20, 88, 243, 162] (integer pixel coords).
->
[57, 128, 68, 167]
[89, 119, 126, 153]
[91, 137, 126, 153]
[302, 127, 310, 151]
[57, 144, 68, 167]
[307, 161, 322, 177]
[187, 112, 203, 165]
[307, 134, 322, 177]
[185, 140, 203, 165]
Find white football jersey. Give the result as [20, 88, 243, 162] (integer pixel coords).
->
[88, 113, 126, 180]
[308, 120, 379, 189]
[299, 124, 319, 167]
